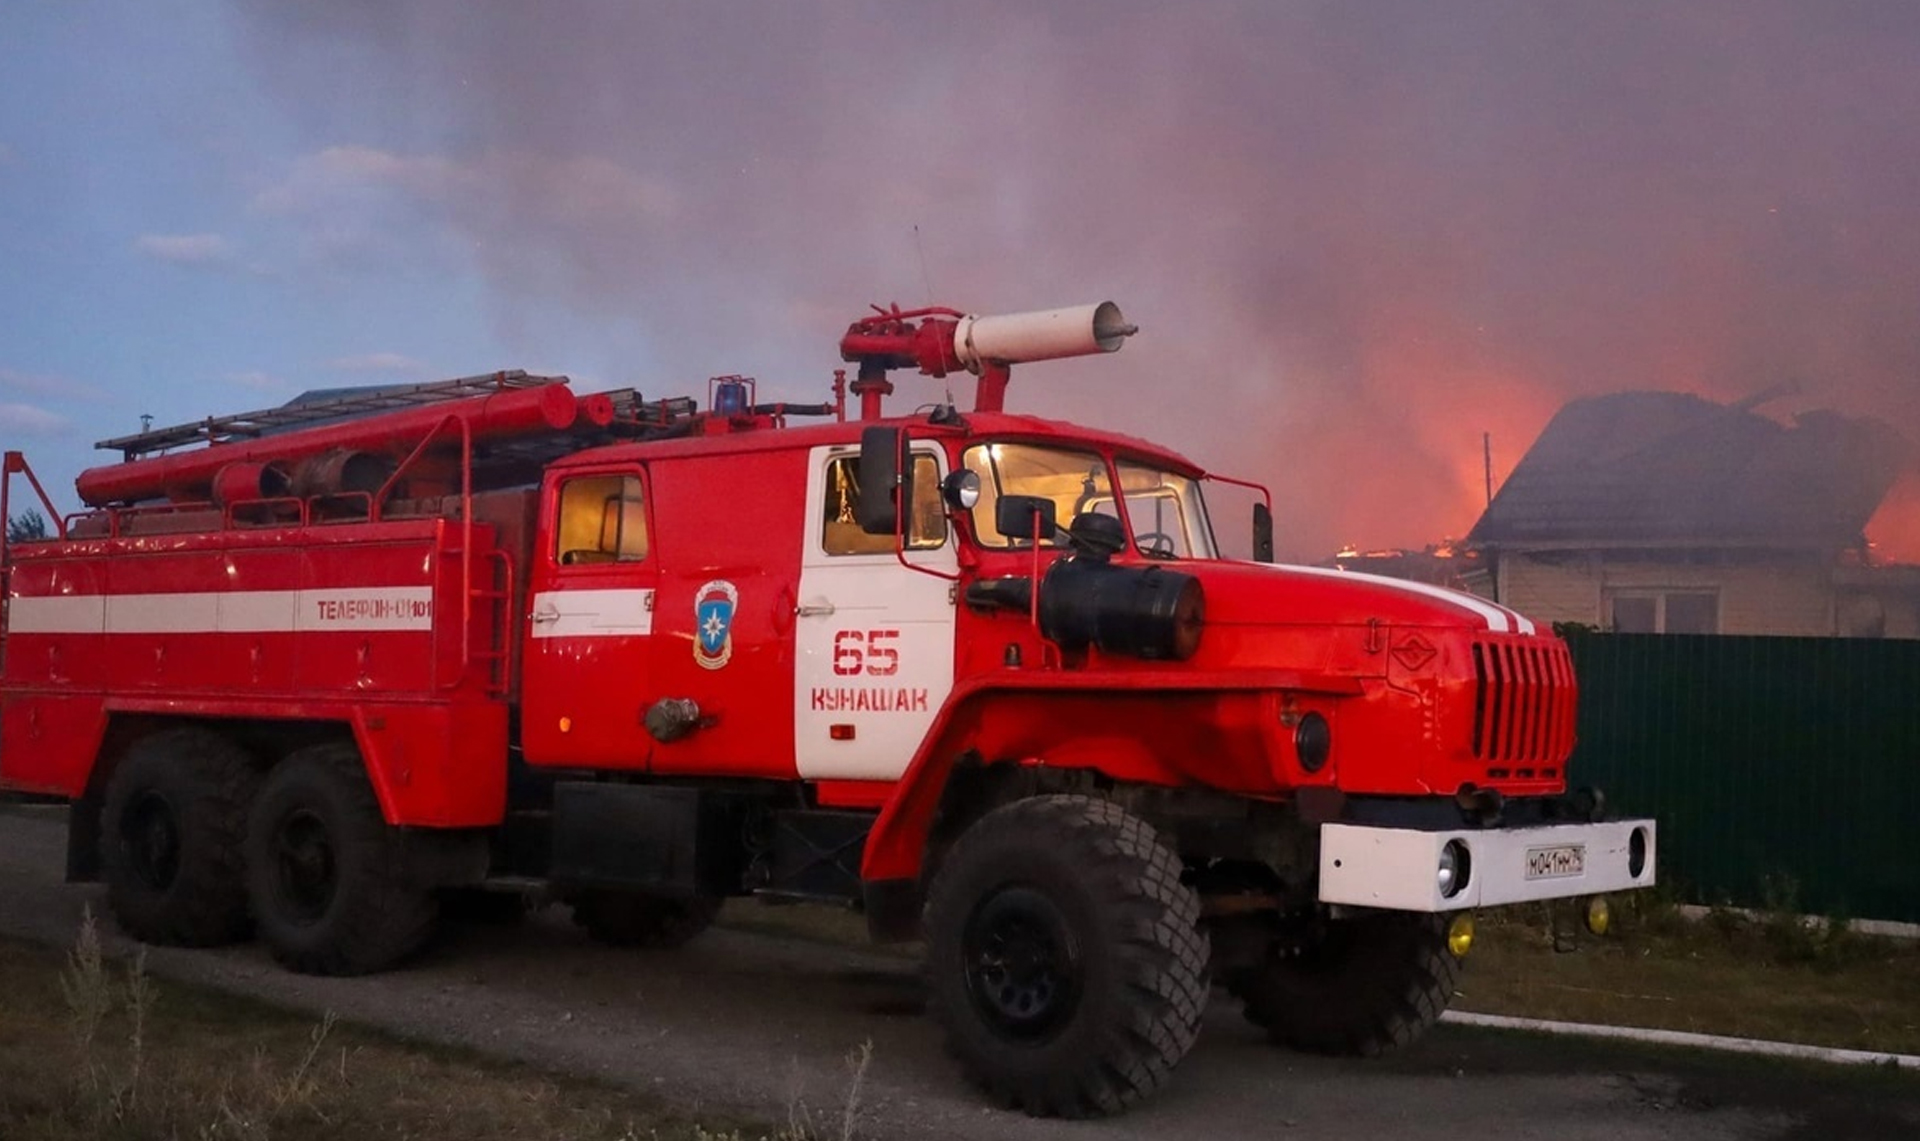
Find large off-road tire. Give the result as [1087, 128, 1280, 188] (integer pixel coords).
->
[924, 795, 1209, 1118]
[569, 891, 722, 949]
[244, 743, 438, 976]
[99, 727, 260, 947]
[1233, 909, 1459, 1057]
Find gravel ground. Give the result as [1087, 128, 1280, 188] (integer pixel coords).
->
[3, 805, 1916, 1141]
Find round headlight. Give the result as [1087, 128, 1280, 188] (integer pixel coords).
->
[942, 469, 982, 510]
[1294, 712, 1331, 774]
[1438, 839, 1472, 899]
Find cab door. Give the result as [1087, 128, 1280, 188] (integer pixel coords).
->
[794, 443, 956, 781]
[520, 466, 657, 768]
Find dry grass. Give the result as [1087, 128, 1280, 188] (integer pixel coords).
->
[0, 910, 838, 1141]
[1452, 893, 1920, 1055]
[15, 890, 1904, 1141]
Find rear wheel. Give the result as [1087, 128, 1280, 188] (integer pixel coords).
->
[100, 727, 259, 946]
[569, 891, 722, 949]
[1233, 909, 1459, 1056]
[245, 743, 438, 975]
[925, 795, 1209, 1118]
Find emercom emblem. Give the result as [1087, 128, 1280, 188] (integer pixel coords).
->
[694, 579, 739, 670]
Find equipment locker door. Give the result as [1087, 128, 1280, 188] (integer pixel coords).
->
[521, 465, 658, 768]
[794, 443, 956, 781]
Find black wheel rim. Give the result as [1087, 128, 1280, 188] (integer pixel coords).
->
[271, 808, 337, 925]
[961, 885, 1082, 1043]
[121, 790, 181, 891]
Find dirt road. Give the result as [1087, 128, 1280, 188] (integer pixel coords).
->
[1, 808, 1913, 1140]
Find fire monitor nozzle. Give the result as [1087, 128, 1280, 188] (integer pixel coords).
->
[951, 302, 1136, 371]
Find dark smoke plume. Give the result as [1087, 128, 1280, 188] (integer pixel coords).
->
[228, 1, 1920, 560]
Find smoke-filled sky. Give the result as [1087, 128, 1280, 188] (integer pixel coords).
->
[4, 1, 1919, 560]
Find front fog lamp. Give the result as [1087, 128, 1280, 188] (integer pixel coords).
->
[1447, 913, 1476, 958]
[1437, 839, 1472, 899]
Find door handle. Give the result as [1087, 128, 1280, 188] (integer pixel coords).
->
[531, 606, 561, 625]
[795, 600, 836, 618]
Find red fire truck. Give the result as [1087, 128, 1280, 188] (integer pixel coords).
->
[0, 302, 1654, 1116]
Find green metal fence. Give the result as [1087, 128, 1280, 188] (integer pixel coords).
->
[1566, 633, 1920, 925]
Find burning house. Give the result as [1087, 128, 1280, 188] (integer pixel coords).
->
[1461, 391, 1920, 638]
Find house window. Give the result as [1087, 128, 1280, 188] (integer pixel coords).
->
[1606, 590, 1718, 634]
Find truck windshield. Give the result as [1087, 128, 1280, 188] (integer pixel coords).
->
[960, 443, 1217, 559]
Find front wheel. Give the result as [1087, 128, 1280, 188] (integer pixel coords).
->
[925, 795, 1209, 1118]
[245, 743, 438, 976]
[1232, 909, 1459, 1057]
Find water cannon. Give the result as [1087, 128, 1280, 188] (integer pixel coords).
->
[951, 303, 1137, 371]
[839, 302, 1136, 416]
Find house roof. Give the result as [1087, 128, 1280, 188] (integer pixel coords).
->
[1468, 391, 1912, 550]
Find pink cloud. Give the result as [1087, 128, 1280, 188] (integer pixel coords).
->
[134, 233, 234, 266]
[224, 371, 291, 392]
[326, 353, 431, 374]
[0, 367, 101, 402]
[0, 402, 70, 436]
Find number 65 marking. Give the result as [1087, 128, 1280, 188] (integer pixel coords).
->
[831, 629, 901, 677]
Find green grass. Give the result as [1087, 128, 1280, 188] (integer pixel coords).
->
[1452, 895, 1920, 1055]
[0, 912, 802, 1141]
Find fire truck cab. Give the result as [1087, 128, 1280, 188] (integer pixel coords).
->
[0, 302, 1655, 1117]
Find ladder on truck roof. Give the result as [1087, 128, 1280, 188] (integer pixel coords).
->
[94, 370, 565, 462]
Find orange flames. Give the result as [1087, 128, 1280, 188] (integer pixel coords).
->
[1866, 469, 1920, 564]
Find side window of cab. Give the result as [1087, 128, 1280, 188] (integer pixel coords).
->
[554, 474, 647, 566]
[822, 453, 946, 555]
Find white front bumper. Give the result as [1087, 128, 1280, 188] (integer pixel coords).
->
[1318, 819, 1657, 913]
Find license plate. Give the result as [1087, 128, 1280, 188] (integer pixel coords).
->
[1525, 844, 1585, 880]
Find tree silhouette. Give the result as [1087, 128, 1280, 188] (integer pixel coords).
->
[7, 509, 48, 544]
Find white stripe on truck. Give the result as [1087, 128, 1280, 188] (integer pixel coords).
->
[8, 587, 436, 634]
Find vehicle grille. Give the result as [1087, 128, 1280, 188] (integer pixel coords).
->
[1471, 637, 1576, 765]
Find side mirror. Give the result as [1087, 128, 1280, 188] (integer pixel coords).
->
[995, 494, 1058, 542]
[1253, 502, 1274, 563]
[856, 426, 912, 535]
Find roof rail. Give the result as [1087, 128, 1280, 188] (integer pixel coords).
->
[95, 370, 561, 461]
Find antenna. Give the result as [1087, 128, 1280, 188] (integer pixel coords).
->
[912, 225, 954, 406]
[912, 224, 935, 307]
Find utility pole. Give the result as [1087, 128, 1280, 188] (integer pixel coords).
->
[1482, 432, 1493, 507]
